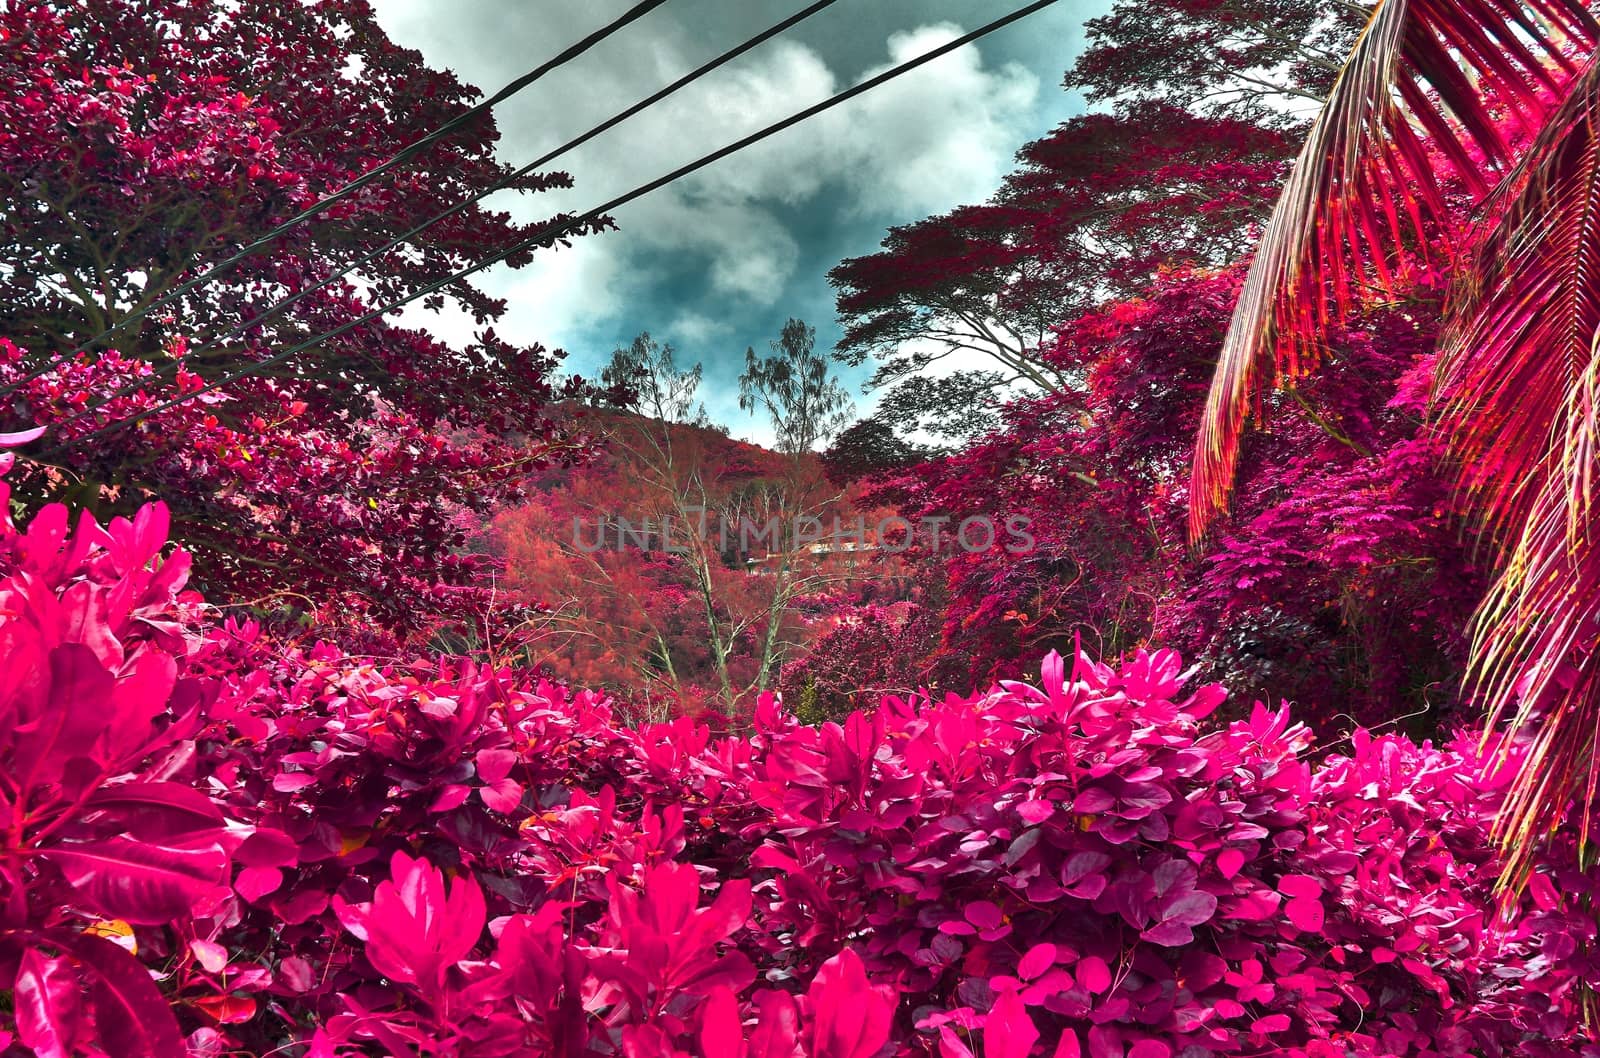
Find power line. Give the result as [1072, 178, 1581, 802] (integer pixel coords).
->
[26, 0, 846, 419]
[49, 0, 1065, 452]
[37, 0, 670, 362]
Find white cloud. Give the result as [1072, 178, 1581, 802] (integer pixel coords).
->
[816, 24, 1040, 216]
[389, 231, 632, 370]
[667, 310, 733, 346]
[370, 2, 1046, 442]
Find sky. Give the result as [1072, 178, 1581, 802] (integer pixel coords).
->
[369, 0, 1113, 444]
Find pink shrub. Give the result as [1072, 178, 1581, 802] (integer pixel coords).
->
[0, 440, 1593, 1056]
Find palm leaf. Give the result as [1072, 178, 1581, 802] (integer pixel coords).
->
[1434, 60, 1600, 885]
[1189, 0, 1597, 540]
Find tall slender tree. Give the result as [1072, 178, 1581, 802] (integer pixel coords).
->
[739, 319, 854, 456]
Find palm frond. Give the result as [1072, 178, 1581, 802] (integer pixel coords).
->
[1435, 61, 1600, 884]
[1189, 0, 1597, 540]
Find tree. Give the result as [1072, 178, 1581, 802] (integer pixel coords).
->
[1066, 0, 1364, 124]
[834, 259, 1476, 727]
[820, 418, 937, 486]
[1185, 0, 1600, 882]
[830, 105, 1298, 445]
[0, 0, 607, 631]
[597, 332, 710, 427]
[830, 205, 1072, 412]
[495, 329, 866, 719]
[739, 319, 854, 456]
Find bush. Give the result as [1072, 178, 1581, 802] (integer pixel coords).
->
[0, 442, 1593, 1056]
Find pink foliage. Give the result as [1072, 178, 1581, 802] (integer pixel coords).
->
[0, 438, 1593, 1055]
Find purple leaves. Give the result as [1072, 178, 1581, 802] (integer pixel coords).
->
[1140, 861, 1219, 947]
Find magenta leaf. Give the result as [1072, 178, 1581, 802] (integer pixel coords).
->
[807, 948, 896, 1058]
[1076, 955, 1112, 995]
[984, 990, 1039, 1058]
[44, 931, 187, 1058]
[747, 990, 801, 1058]
[1284, 895, 1325, 932]
[235, 866, 284, 902]
[14, 948, 80, 1058]
[1017, 942, 1057, 981]
[41, 838, 228, 924]
[0, 425, 47, 445]
[80, 781, 223, 840]
[1128, 1041, 1172, 1058]
[699, 985, 743, 1058]
[234, 828, 298, 868]
[1277, 874, 1322, 900]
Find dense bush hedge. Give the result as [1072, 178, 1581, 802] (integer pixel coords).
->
[0, 447, 1595, 1055]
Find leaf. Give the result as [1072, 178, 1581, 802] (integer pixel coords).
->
[1075, 955, 1111, 995]
[983, 990, 1038, 1058]
[1277, 874, 1323, 900]
[80, 781, 223, 841]
[189, 939, 229, 974]
[80, 919, 136, 955]
[1017, 943, 1057, 981]
[1128, 1042, 1172, 1058]
[21, 643, 115, 783]
[1432, 62, 1600, 885]
[0, 425, 47, 446]
[807, 948, 896, 1058]
[189, 994, 257, 1024]
[1285, 896, 1326, 932]
[15, 948, 80, 1058]
[1190, 0, 1599, 537]
[233, 828, 298, 868]
[235, 866, 283, 903]
[699, 985, 743, 1058]
[747, 990, 800, 1058]
[1160, 891, 1217, 929]
[42, 930, 187, 1058]
[41, 837, 227, 924]
[1016, 799, 1054, 824]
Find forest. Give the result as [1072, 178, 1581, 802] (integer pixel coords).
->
[3, 0, 1600, 1054]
